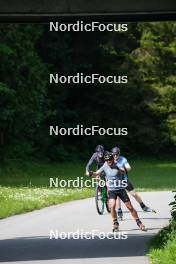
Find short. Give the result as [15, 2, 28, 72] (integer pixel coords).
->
[108, 189, 130, 203]
[126, 179, 134, 192]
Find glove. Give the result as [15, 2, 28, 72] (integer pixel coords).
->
[89, 171, 94, 177]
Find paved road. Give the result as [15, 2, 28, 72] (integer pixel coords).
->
[0, 191, 174, 264]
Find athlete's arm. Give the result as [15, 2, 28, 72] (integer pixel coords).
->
[124, 162, 131, 172]
[118, 157, 131, 173]
[122, 157, 131, 172]
[91, 170, 101, 177]
[85, 153, 97, 176]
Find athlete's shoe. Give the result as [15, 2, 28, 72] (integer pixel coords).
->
[136, 219, 147, 231]
[112, 221, 119, 232]
[139, 223, 147, 231]
[142, 206, 156, 213]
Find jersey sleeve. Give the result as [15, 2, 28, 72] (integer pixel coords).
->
[121, 157, 128, 166]
[122, 157, 131, 171]
[86, 153, 97, 171]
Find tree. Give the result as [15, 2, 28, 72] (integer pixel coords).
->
[0, 24, 48, 159]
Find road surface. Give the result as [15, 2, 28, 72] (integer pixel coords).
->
[0, 191, 174, 264]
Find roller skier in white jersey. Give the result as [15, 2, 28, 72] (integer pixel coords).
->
[90, 152, 146, 232]
[111, 146, 156, 220]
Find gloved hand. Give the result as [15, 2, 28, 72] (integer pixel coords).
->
[89, 171, 94, 177]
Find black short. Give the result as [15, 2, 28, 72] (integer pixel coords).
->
[126, 179, 134, 192]
[108, 189, 130, 203]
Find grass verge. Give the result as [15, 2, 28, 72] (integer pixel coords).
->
[0, 158, 175, 219]
[0, 186, 94, 219]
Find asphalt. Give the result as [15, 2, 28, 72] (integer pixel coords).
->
[0, 191, 174, 264]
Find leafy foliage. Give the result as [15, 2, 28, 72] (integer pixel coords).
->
[0, 22, 175, 160]
[149, 193, 176, 264]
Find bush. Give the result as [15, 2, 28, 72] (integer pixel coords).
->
[148, 192, 176, 263]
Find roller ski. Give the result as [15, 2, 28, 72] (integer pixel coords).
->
[136, 219, 147, 232]
[142, 206, 157, 213]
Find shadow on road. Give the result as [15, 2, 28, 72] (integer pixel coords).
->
[0, 233, 154, 262]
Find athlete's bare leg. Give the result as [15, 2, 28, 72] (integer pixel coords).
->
[129, 190, 142, 204]
[129, 190, 154, 212]
[110, 198, 117, 221]
[116, 196, 123, 220]
[109, 198, 119, 231]
[125, 201, 139, 219]
[116, 196, 121, 209]
[124, 201, 146, 231]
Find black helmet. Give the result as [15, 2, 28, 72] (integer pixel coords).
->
[104, 153, 113, 161]
[111, 146, 120, 155]
[95, 145, 104, 153]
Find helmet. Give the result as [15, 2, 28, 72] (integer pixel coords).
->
[104, 150, 110, 156]
[95, 145, 104, 153]
[111, 146, 120, 155]
[104, 153, 113, 161]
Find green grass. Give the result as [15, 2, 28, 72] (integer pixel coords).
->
[149, 237, 176, 264]
[0, 160, 96, 218]
[130, 159, 176, 191]
[0, 186, 94, 219]
[0, 158, 175, 219]
[148, 221, 176, 264]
